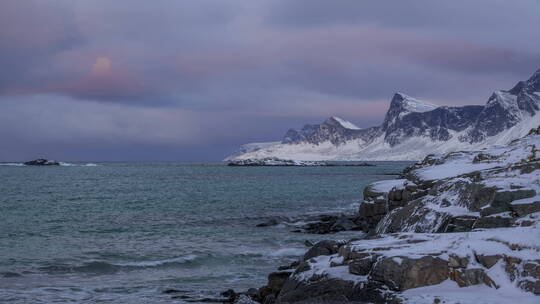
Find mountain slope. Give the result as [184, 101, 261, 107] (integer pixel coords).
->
[227, 69, 540, 161]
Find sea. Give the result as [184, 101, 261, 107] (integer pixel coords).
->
[0, 161, 412, 303]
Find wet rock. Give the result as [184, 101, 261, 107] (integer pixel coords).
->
[256, 218, 280, 227]
[163, 289, 189, 294]
[330, 215, 358, 232]
[23, 158, 60, 166]
[267, 271, 293, 293]
[303, 240, 340, 261]
[278, 260, 300, 271]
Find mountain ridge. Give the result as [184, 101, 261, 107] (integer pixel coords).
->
[227, 69, 540, 161]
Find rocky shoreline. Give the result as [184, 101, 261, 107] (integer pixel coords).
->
[169, 127, 540, 303]
[228, 157, 375, 167]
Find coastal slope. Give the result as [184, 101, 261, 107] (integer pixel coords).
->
[249, 126, 540, 304]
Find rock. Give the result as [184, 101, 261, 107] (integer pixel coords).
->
[449, 268, 498, 288]
[475, 254, 502, 269]
[163, 289, 189, 294]
[23, 158, 60, 166]
[277, 277, 359, 304]
[234, 294, 258, 304]
[474, 216, 514, 229]
[303, 240, 314, 247]
[228, 157, 323, 166]
[518, 280, 540, 295]
[277, 260, 299, 271]
[256, 218, 280, 227]
[370, 256, 449, 291]
[303, 240, 340, 261]
[448, 255, 469, 268]
[330, 215, 358, 232]
[348, 252, 379, 275]
[504, 256, 522, 281]
[267, 271, 292, 293]
[519, 260, 540, 294]
[480, 189, 536, 216]
[511, 201, 540, 217]
[441, 216, 478, 232]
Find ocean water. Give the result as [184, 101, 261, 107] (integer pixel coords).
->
[0, 162, 411, 303]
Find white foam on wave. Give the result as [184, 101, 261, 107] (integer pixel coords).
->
[113, 254, 198, 267]
[269, 248, 305, 257]
[0, 163, 24, 166]
[59, 162, 100, 167]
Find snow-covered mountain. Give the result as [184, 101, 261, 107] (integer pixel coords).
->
[226, 69, 540, 161]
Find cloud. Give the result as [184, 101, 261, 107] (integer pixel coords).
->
[0, 0, 539, 160]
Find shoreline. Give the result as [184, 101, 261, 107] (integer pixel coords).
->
[207, 127, 540, 304]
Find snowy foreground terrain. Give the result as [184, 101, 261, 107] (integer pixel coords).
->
[245, 127, 540, 304]
[227, 69, 540, 161]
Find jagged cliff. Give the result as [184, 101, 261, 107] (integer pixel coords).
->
[227, 69, 540, 161]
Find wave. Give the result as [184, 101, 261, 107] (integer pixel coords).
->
[39, 255, 200, 274]
[60, 162, 100, 167]
[113, 255, 198, 267]
[0, 163, 24, 166]
[268, 247, 305, 257]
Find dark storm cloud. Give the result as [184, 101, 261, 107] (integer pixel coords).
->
[0, 0, 539, 160]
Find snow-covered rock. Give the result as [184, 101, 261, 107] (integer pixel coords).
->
[227, 157, 324, 166]
[249, 128, 540, 303]
[227, 69, 540, 161]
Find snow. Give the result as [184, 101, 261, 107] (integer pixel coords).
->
[403, 278, 539, 304]
[369, 179, 407, 193]
[331, 116, 361, 130]
[396, 92, 439, 114]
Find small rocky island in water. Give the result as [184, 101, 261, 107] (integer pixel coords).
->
[208, 127, 540, 304]
[228, 157, 374, 167]
[23, 159, 60, 166]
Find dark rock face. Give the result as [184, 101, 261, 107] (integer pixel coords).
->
[282, 116, 381, 146]
[276, 69, 540, 149]
[370, 256, 449, 291]
[302, 240, 340, 261]
[23, 159, 60, 166]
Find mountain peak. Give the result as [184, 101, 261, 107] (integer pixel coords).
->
[325, 116, 361, 130]
[509, 68, 540, 94]
[391, 92, 439, 113]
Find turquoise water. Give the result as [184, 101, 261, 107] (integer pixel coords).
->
[0, 162, 411, 303]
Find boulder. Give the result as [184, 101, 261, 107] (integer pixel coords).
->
[267, 271, 293, 293]
[449, 268, 498, 288]
[348, 252, 380, 275]
[473, 216, 514, 229]
[303, 240, 340, 261]
[369, 256, 449, 291]
[475, 254, 502, 269]
[511, 201, 540, 217]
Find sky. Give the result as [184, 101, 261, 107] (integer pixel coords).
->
[1, 0, 539, 161]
